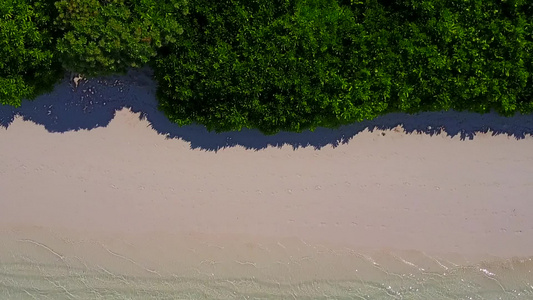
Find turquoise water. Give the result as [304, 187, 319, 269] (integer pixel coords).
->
[1, 229, 531, 299]
[2, 256, 532, 299]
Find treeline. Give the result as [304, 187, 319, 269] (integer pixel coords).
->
[1, 0, 532, 133]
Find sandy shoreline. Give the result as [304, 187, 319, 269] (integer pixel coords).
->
[1, 72, 533, 298]
[2, 108, 533, 257]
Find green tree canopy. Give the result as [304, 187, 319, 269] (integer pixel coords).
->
[0, 0, 62, 106]
[1, 0, 532, 132]
[154, 0, 388, 134]
[54, 0, 188, 76]
[154, 0, 533, 134]
[380, 0, 533, 115]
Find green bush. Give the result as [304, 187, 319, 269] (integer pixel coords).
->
[0, 0, 62, 106]
[54, 0, 188, 76]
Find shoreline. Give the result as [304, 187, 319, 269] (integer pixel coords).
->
[1, 109, 532, 259]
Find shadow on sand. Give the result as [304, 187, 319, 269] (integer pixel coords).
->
[1, 68, 532, 151]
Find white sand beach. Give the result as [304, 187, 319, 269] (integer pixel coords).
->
[1, 71, 533, 299]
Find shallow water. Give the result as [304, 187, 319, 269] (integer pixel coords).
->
[2, 257, 533, 299]
[1, 231, 532, 299]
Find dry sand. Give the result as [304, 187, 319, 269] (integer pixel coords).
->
[1, 71, 533, 298]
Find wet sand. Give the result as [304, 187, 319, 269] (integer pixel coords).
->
[1, 74, 533, 298]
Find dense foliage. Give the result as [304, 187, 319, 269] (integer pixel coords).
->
[382, 0, 533, 116]
[0, 0, 62, 106]
[155, 0, 533, 133]
[54, 0, 188, 76]
[155, 0, 365, 133]
[1, 0, 533, 133]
